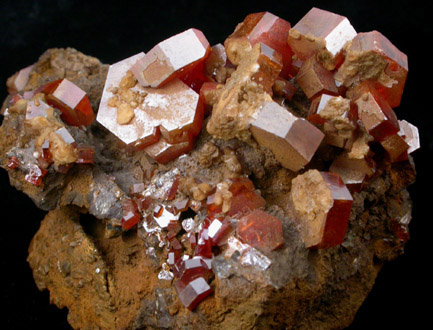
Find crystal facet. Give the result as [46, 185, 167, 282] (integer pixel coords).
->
[288, 7, 357, 70]
[250, 101, 324, 171]
[174, 277, 212, 310]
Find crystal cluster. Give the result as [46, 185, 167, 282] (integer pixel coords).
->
[1, 6, 418, 318]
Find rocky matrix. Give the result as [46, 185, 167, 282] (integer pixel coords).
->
[0, 7, 419, 330]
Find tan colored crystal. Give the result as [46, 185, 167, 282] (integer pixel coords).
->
[207, 43, 281, 141]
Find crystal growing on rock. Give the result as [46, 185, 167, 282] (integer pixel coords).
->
[7, 64, 34, 94]
[291, 170, 353, 248]
[174, 277, 212, 310]
[42, 79, 95, 127]
[250, 101, 324, 171]
[131, 28, 210, 88]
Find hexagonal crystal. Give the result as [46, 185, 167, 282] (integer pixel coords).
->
[288, 7, 357, 69]
[250, 101, 324, 171]
[131, 28, 210, 88]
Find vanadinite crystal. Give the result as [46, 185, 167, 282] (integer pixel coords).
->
[131, 28, 210, 88]
[250, 101, 324, 171]
[290, 170, 353, 249]
[224, 11, 293, 77]
[41, 79, 95, 126]
[288, 7, 357, 70]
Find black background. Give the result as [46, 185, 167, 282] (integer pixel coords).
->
[0, 0, 430, 329]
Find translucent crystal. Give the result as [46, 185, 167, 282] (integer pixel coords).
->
[153, 205, 180, 229]
[250, 101, 324, 171]
[25, 98, 51, 120]
[7, 64, 34, 94]
[207, 218, 233, 246]
[42, 79, 94, 126]
[237, 209, 284, 252]
[398, 120, 420, 154]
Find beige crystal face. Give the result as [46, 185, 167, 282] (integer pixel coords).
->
[250, 101, 324, 172]
[98, 53, 200, 147]
[97, 53, 157, 146]
[398, 120, 420, 154]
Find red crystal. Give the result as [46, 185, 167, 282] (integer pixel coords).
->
[6, 157, 20, 169]
[175, 276, 212, 310]
[237, 209, 284, 251]
[42, 79, 95, 127]
[24, 165, 47, 186]
[131, 28, 210, 88]
[350, 81, 399, 142]
[207, 218, 233, 246]
[225, 12, 294, 77]
[175, 258, 210, 280]
[291, 170, 353, 249]
[296, 56, 338, 99]
[144, 135, 195, 164]
[288, 8, 357, 68]
[337, 31, 408, 108]
[76, 145, 94, 164]
[121, 199, 141, 230]
[228, 178, 266, 217]
[172, 198, 189, 214]
[165, 176, 179, 201]
[195, 228, 213, 258]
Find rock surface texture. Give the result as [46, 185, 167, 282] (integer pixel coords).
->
[1, 8, 418, 330]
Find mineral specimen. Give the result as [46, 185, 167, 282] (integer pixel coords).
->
[0, 6, 419, 330]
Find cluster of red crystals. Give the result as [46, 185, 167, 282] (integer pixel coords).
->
[41, 79, 95, 127]
[121, 199, 141, 230]
[224, 11, 294, 77]
[237, 209, 284, 252]
[24, 165, 47, 186]
[336, 31, 408, 108]
[131, 28, 211, 88]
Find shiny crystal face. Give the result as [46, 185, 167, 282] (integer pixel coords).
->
[250, 101, 324, 172]
[42, 78, 95, 127]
